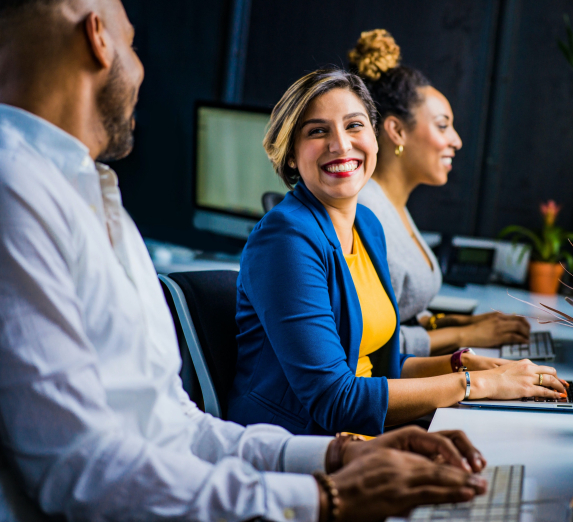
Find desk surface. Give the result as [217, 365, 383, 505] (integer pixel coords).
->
[431, 340, 573, 507]
[430, 406, 573, 503]
[440, 282, 573, 341]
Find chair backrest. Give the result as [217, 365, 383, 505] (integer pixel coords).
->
[159, 278, 203, 409]
[261, 192, 285, 214]
[163, 270, 239, 418]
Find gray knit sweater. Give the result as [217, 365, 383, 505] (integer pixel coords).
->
[358, 179, 442, 356]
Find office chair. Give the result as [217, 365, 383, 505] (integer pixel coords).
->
[261, 192, 285, 214]
[159, 270, 239, 419]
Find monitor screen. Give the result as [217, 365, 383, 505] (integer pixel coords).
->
[195, 104, 288, 221]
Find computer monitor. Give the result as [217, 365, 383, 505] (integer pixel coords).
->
[193, 102, 288, 240]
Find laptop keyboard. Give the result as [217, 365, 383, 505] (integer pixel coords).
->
[520, 380, 573, 404]
[500, 331, 555, 361]
[408, 465, 524, 521]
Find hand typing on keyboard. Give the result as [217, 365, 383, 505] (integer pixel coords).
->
[464, 359, 566, 401]
[456, 312, 530, 348]
[342, 426, 488, 473]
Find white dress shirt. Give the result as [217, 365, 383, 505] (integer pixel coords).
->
[0, 104, 331, 521]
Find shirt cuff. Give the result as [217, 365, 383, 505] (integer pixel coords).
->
[283, 436, 333, 474]
[263, 472, 320, 522]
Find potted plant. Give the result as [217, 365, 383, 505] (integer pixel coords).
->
[499, 201, 573, 294]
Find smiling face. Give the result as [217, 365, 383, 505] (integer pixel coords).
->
[399, 86, 462, 186]
[292, 88, 378, 208]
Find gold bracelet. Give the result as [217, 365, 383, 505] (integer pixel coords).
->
[427, 313, 445, 330]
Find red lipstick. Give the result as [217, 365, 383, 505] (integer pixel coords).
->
[320, 158, 363, 178]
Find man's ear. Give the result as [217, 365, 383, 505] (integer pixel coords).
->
[383, 116, 407, 146]
[84, 12, 113, 69]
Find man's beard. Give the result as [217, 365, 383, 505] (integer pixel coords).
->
[96, 54, 137, 163]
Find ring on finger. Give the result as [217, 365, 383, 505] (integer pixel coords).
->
[539, 374, 543, 386]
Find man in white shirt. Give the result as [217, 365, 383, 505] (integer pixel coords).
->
[0, 0, 487, 520]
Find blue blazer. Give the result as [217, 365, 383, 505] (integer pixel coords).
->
[227, 182, 412, 436]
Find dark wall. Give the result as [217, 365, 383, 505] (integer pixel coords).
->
[114, 0, 573, 252]
[242, 0, 500, 236]
[116, 0, 247, 253]
[478, 0, 573, 237]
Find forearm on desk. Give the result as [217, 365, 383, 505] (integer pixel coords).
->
[386, 373, 467, 426]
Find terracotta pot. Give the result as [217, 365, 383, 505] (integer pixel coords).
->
[528, 261, 565, 294]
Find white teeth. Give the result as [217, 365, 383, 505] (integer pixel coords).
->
[441, 157, 452, 165]
[324, 160, 359, 173]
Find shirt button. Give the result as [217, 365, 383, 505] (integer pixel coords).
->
[81, 156, 91, 168]
[284, 508, 295, 519]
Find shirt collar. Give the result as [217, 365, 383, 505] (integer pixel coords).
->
[291, 180, 342, 249]
[0, 103, 94, 181]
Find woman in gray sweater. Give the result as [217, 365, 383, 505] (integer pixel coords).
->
[350, 29, 530, 356]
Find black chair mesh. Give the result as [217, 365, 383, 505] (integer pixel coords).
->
[169, 270, 239, 418]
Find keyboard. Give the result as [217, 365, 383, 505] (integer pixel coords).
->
[408, 465, 524, 521]
[500, 331, 555, 361]
[520, 380, 573, 404]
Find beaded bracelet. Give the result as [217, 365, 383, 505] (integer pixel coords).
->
[313, 472, 341, 522]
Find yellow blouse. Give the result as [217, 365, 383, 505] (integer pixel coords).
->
[344, 228, 397, 378]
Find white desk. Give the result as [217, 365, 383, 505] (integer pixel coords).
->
[432, 284, 573, 509]
[439, 283, 573, 341]
[430, 407, 573, 502]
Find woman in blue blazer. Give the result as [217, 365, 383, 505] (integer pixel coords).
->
[227, 68, 565, 436]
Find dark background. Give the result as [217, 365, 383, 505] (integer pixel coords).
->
[115, 0, 573, 254]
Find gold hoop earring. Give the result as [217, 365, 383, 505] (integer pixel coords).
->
[394, 145, 404, 157]
[288, 160, 296, 169]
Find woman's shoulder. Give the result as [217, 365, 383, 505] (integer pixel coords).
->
[253, 192, 321, 235]
[357, 179, 394, 217]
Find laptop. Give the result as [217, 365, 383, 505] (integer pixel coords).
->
[460, 380, 573, 412]
[499, 331, 555, 361]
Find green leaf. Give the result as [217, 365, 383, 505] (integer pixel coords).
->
[558, 13, 573, 68]
[498, 225, 544, 255]
[566, 14, 573, 51]
[559, 40, 573, 66]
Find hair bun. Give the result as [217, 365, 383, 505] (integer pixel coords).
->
[348, 29, 401, 81]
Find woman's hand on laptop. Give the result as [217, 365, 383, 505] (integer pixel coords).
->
[470, 359, 566, 400]
[341, 426, 486, 473]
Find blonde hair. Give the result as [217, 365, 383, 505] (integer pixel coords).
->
[263, 68, 378, 189]
[348, 29, 401, 81]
